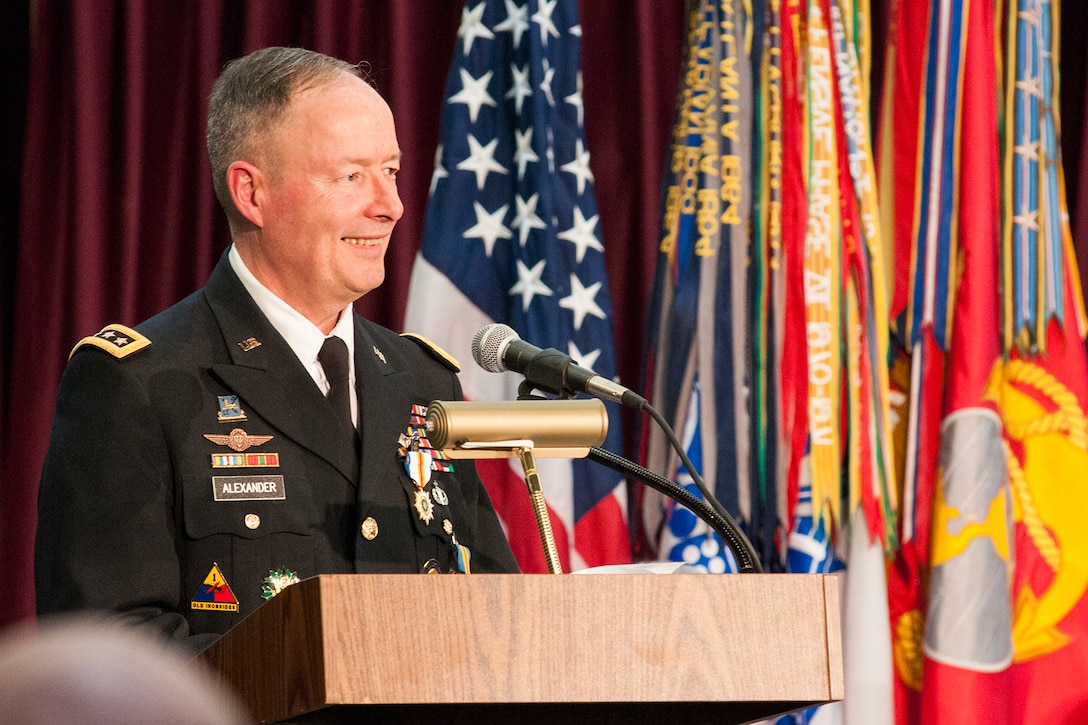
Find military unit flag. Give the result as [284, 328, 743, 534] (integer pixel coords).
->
[640, 1, 1088, 723]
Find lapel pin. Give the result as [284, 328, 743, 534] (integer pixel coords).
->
[216, 395, 248, 422]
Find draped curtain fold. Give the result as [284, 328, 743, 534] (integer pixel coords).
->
[0, 0, 683, 626]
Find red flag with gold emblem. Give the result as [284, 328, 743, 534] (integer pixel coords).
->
[921, 0, 1088, 722]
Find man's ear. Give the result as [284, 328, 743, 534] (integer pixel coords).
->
[226, 160, 266, 228]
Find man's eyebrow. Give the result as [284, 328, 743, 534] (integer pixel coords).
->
[346, 151, 402, 164]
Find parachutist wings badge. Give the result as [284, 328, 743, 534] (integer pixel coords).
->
[203, 428, 274, 452]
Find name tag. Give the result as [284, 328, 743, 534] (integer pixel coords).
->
[212, 475, 286, 501]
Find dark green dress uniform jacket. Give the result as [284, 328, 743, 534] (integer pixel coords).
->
[35, 254, 519, 651]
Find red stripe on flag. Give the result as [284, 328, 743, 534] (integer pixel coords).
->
[476, 458, 571, 574]
[574, 493, 629, 569]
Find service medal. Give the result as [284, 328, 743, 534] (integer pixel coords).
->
[413, 488, 435, 524]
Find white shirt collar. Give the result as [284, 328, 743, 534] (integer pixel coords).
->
[228, 245, 357, 407]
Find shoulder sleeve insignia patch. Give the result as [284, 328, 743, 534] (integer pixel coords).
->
[69, 323, 151, 360]
[401, 333, 460, 372]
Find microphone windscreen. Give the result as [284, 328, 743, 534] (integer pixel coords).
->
[471, 323, 518, 373]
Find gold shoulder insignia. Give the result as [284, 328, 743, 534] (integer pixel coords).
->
[401, 333, 460, 372]
[69, 324, 151, 360]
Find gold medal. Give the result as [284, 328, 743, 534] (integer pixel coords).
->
[413, 488, 435, 524]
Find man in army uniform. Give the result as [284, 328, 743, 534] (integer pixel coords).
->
[36, 47, 519, 652]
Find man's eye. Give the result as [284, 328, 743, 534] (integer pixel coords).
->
[346, 173, 358, 181]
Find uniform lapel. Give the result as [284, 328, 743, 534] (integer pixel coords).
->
[201, 256, 358, 483]
[354, 319, 414, 507]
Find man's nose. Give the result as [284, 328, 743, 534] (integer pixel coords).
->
[366, 174, 403, 222]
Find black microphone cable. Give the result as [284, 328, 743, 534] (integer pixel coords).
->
[472, 323, 763, 573]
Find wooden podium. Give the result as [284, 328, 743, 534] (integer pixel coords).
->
[199, 573, 842, 724]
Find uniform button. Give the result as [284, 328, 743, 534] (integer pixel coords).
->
[244, 513, 260, 529]
[360, 516, 378, 540]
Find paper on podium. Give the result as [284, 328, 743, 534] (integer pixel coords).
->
[572, 561, 689, 574]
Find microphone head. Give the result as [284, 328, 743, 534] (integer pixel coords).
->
[471, 323, 519, 373]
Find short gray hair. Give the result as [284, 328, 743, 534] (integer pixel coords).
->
[206, 47, 365, 223]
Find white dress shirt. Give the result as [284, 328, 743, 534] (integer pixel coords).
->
[228, 245, 358, 427]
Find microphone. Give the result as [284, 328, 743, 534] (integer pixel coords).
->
[425, 399, 608, 457]
[471, 323, 646, 407]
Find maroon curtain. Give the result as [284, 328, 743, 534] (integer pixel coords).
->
[0, 1, 684, 627]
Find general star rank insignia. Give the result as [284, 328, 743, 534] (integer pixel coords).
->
[69, 323, 151, 360]
[204, 428, 273, 452]
[191, 563, 239, 612]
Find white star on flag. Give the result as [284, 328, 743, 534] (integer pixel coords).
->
[506, 63, 533, 114]
[459, 2, 495, 55]
[464, 201, 512, 257]
[557, 206, 602, 262]
[494, 0, 531, 49]
[513, 193, 548, 246]
[558, 273, 605, 330]
[565, 71, 584, 126]
[532, 0, 560, 47]
[567, 340, 600, 372]
[560, 138, 593, 195]
[449, 68, 496, 123]
[513, 127, 539, 179]
[510, 258, 552, 311]
[457, 134, 508, 190]
[429, 144, 448, 195]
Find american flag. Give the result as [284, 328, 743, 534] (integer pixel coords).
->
[403, 0, 630, 572]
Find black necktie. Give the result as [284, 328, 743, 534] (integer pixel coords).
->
[318, 336, 352, 431]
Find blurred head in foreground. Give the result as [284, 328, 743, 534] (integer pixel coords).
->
[0, 618, 252, 725]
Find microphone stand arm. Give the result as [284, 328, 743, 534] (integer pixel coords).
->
[586, 447, 763, 573]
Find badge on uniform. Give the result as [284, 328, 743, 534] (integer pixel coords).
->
[262, 568, 300, 600]
[217, 395, 248, 422]
[191, 563, 240, 612]
[204, 428, 273, 452]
